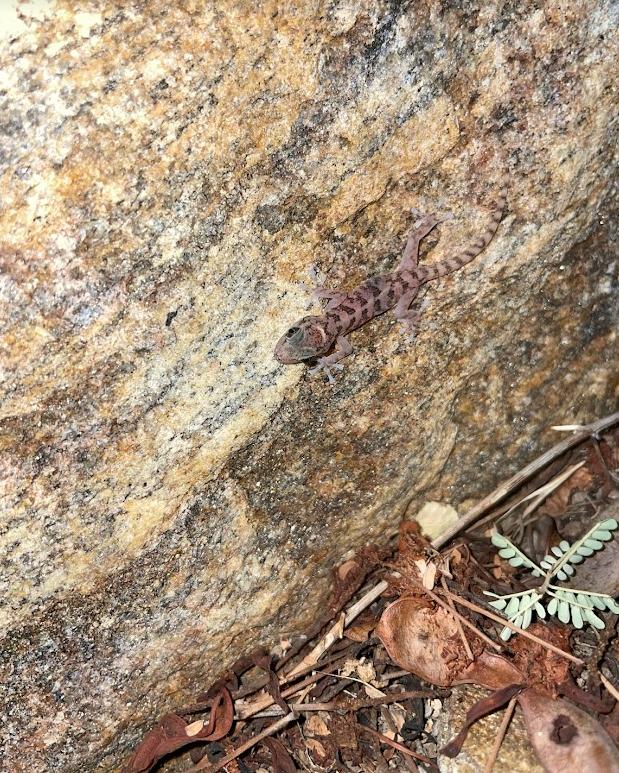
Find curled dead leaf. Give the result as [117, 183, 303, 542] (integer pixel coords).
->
[123, 687, 234, 772]
[337, 559, 360, 581]
[376, 597, 463, 686]
[519, 689, 619, 772]
[459, 650, 524, 690]
[377, 597, 522, 689]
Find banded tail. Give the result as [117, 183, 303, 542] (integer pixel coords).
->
[417, 189, 507, 283]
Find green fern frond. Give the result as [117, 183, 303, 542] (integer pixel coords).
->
[490, 529, 544, 576]
[486, 518, 619, 638]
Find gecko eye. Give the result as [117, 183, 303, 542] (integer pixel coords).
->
[285, 326, 301, 339]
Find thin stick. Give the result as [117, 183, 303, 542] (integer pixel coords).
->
[344, 580, 389, 625]
[599, 672, 619, 702]
[251, 689, 441, 718]
[515, 461, 585, 520]
[285, 580, 388, 680]
[440, 576, 474, 659]
[283, 612, 346, 680]
[312, 668, 386, 693]
[237, 663, 338, 719]
[357, 723, 437, 768]
[432, 411, 619, 550]
[474, 460, 587, 537]
[483, 695, 518, 773]
[441, 588, 583, 665]
[238, 642, 375, 719]
[425, 586, 502, 652]
[188, 712, 296, 771]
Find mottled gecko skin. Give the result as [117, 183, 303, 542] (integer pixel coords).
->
[275, 190, 506, 381]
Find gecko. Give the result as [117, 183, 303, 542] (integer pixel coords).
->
[274, 189, 507, 382]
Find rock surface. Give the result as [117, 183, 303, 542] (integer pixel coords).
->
[0, 0, 617, 770]
[434, 685, 544, 773]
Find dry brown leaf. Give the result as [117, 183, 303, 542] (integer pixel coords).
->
[305, 715, 330, 737]
[378, 594, 618, 772]
[519, 689, 619, 772]
[337, 559, 360, 582]
[124, 686, 234, 772]
[345, 610, 378, 642]
[377, 597, 575, 694]
[543, 467, 595, 517]
[305, 737, 327, 760]
[376, 597, 468, 686]
[451, 547, 463, 565]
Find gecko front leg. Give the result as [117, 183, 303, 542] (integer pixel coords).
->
[309, 335, 353, 383]
[395, 298, 430, 340]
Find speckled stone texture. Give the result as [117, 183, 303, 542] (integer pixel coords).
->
[435, 685, 544, 773]
[0, 0, 617, 769]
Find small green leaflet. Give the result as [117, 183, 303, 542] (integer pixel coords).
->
[487, 519, 618, 640]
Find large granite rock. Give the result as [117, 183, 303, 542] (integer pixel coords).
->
[1, 1, 617, 769]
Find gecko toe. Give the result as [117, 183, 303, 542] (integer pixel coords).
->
[309, 359, 344, 383]
[397, 318, 422, 343]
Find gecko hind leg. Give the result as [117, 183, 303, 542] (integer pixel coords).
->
[300, 265, 347, 310]
[399, 210, 452, 271]
[394, 290, 430, 342]
[313, 288, 348, 310]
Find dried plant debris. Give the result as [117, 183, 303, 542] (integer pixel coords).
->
[122, 414, 619, 772]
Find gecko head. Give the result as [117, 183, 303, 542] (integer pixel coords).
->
[274, 316, 333, 364]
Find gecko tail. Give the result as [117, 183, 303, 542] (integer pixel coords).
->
[418, 188, 507, 283]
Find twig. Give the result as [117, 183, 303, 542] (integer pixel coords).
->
[599, 672, 619, 702]
[284, 612, 346, 679]
[344, 580, 390, 625]
[440, 576, 474, 660]
[474, 460, 586, 539]
[381, 669, 416, 680]
[237, 642, 372, 719]
[237, 663, 341, 719]
[301, 685, 433, 709]
[188, 712, 296, 771]
[441, 588, 583, 665]
[312, 668, 385, 694]
[249, 689, 442, 718]
[483, 695, 517, 773]
[499, 460, 585, 528]
[424, 586, 502, 652]
[357, 723, 438, 769]
[285, 580, 388, 680]
[432, 411, 619, 550]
